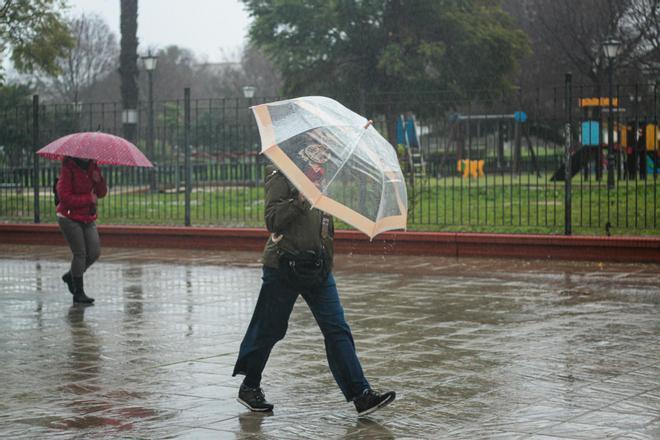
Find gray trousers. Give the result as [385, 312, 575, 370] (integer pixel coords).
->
[57, 217, 101, 277]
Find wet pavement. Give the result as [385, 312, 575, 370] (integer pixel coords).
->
[1, 243, 659, 439]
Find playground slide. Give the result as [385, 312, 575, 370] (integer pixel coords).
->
[550, 146, 592, 181]
[648, 155, 659, 174]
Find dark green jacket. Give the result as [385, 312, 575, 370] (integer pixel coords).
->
[261, 165, 334, 270]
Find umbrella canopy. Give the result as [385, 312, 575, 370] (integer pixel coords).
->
[252, 96, 407, 238]
[37, 132, 153, 167]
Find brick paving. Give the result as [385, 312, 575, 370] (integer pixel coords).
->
[1, 244, 659, 439]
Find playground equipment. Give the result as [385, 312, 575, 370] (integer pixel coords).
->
[551, 97, 659, 181]
[457, 159, 485, 178]
[552, 97, 618, 181]
[443, 111, 540, 177]
[396, 113, 425, 183]
[644, 123, 659, 175]
[550, 118, 623, 182]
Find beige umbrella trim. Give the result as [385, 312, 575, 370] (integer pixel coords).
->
[265, 147, 406, 238]
[253, 104, 407, 238]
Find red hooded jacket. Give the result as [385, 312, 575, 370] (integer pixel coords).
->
[56, 158, 108, 223]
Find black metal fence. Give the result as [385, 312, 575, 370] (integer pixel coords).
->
[1, 83, 658, 235]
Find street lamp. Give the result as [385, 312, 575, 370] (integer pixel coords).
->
[143, 51, 158, 72]
[242, 86, 256, 99]
[142, 51, 158, 191]
[68, 101, 83, 132]
[602, 36, 621, 189]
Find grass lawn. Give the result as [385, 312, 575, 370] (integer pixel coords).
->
[2, 173, 658, 236]
[407, 174, 659, 235]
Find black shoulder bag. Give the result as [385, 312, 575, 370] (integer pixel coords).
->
[277, 248, 329, 290]
[275, 180, 331, 289]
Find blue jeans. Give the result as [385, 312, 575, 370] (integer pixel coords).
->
[233, 267, 370, 401]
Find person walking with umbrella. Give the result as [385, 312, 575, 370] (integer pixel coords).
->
[232, 142, 396, 417]
[37, 131, 153, 304]
[56, 156, 107, 304]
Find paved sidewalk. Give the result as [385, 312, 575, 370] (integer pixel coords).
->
[1, 244, 659, 439]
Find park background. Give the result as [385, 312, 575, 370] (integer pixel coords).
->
[1, 1, 658, 237]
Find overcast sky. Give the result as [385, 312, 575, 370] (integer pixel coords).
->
[65, 0, 251, 62]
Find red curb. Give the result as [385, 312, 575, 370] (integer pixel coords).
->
[0, 223, 658, 263]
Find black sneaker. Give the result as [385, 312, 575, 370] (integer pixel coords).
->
[354, 389, 395, 417]
[237, 384, 274, 412]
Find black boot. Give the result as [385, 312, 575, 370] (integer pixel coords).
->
[62, 272, 74, 294]
[72, 276, 94, 304]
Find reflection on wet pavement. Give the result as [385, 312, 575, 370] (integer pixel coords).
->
[1, 244, 659, 439]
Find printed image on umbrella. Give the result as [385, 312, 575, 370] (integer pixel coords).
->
[251, 96, 407, 238]
[37, 131, 153, 167]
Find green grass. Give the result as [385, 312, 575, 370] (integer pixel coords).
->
[2, 174, 658, 236]
[0, 186, 267, 227]
[407, 174, 659, 235]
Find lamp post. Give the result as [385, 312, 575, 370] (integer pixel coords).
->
[242, 86, 256, 182]
[603, 36, 621, 190]
[651, 77, 659, 181]
[242, 86, 256, 100]
[142, 51, 158, 191]
[72, 101, 82, 131]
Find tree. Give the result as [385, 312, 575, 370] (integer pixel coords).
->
[0, 83, 32, 167]
[143, 45, 196, 100]
[242, 0, 529, 140]
[0, 0, 73, 82]
[238, 45, 283, 97]
[504, 0, 660, 91]
[128, 44, 282, 101]
[622, 0, 660, 82]
[32, 13, 119, 103]
[119, 0, 139, 141]
[192, 45, 282, 99]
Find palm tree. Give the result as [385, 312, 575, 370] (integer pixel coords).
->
[119, 0, 139, 141]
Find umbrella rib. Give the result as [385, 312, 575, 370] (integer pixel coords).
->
[314, 126, 369, 206]
[375, 167, 387, 230]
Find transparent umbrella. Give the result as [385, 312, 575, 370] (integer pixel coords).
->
[251, 96, 407, 238]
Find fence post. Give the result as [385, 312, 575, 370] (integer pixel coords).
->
[512, 87, 522, 174]
[564, 73, 572, 235]
[184, 88, 192, 226]
[655, 79, 658, 230]
[32, 95, 41, 224]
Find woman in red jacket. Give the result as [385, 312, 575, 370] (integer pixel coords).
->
[56, 156, 108, 304]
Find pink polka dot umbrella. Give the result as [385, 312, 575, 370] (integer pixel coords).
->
[37, 131, 153, 167]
